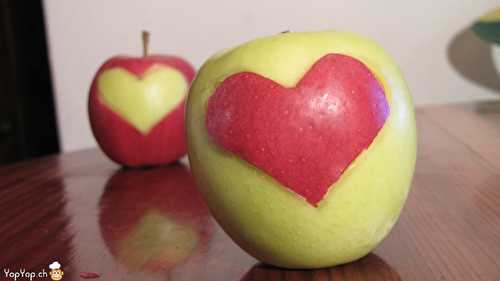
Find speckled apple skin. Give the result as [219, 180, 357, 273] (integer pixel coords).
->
[186, 31, 417, 268]
[206, 54, 389, 206]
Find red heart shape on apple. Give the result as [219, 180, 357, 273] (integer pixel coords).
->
[206, 54, 389, 206]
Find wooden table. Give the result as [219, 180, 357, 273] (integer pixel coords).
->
[1, 102, 500, 281]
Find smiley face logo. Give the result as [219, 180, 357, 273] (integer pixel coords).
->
[49, 262, 64, 280]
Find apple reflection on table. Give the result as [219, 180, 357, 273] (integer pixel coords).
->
[98, 162, 213, 273]
[240, 254, 401, 281]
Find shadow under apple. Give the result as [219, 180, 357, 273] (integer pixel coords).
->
[240, 253, 401, 281]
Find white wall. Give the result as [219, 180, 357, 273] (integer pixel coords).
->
[43, 0, 500, 152]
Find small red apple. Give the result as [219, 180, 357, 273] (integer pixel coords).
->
[99, 164, 213, 272]
[89, 31, 195, 167]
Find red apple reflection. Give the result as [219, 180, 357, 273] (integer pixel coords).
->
[99, 164, 213, 272]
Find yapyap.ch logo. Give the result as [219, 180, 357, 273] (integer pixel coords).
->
[48, 262, 64, 281]
[2, 262, 63, 281]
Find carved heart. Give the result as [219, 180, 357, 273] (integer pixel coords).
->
[206, 54, 389, 206]
[98, 66, 188, 134]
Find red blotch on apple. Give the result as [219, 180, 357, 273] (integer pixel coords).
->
[206, 54, 389, 205]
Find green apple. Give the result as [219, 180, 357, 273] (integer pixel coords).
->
[186, 30, 416, 268]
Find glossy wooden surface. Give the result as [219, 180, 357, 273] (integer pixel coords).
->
[1, 102, 500, 280]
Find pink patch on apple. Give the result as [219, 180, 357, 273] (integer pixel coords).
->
[206, 54, 389, 206]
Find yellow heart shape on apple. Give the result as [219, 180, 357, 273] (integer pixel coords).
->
[98, 66, 188, 134]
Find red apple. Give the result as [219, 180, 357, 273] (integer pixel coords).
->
[99, 164, 213, 272]
[89, 31, 195, 167]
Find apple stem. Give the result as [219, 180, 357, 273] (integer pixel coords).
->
[142, 30, 150, 57]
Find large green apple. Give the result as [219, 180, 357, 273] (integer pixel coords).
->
[186, 30, 416, 268]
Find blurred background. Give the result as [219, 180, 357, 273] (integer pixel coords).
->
[1, 0, 500, 164]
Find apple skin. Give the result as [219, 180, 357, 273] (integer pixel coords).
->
[205, 53, 390, 206]
[186, 31, 417, 268]
[89, 55, 196, 167]
[99, 164, 213, 272]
